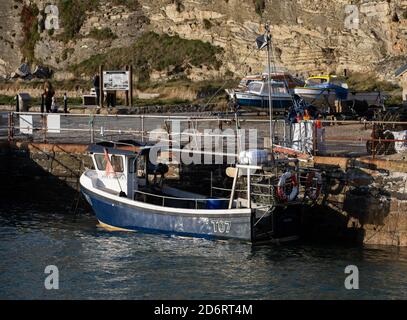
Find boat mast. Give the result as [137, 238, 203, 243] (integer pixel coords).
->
[265, 24, 273, 150]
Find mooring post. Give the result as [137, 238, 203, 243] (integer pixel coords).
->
[64, 93, 68, 113]
[15, 95, 19, 112]
[41, 94, 45, 113]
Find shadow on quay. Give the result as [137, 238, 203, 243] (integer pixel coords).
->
[0, 142, 91, 214]
[301, 160, 391, 246]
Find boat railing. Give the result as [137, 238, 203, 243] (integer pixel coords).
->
[134, 189, 230, 210]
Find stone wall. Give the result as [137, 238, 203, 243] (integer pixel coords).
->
[312, 158, 407, 246]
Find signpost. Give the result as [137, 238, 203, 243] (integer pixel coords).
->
[103, 71, 130, 91]
[99, 66, 133, 108]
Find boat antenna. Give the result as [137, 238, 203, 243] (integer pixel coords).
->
[265, 23, 274, 151]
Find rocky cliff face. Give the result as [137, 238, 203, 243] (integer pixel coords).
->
[0, 0, 406, 82]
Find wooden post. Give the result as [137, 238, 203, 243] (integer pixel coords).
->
[99, 65, 104, 108]
[129, 65, 133, 107]
[15, 95, 19, 112]
[64, 93, 68, 113]
[41, 94, 44, 113]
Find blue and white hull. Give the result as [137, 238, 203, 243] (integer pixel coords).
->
[236, 92, 293, 109]
[80, 171, 254, 241]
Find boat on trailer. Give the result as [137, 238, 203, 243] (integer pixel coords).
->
[232, 80, 294, 109]
[80, 141, 322, 243]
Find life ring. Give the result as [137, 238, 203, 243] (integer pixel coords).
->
[277, 171, 299, 203]
[305, 172, 322, 201]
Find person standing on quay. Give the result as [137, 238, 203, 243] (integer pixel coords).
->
[93, 73, 101, 106]
[43, 81, 55, 113]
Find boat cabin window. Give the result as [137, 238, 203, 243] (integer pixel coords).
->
[248, 82, 262, 93]
[137, 156, 146, 178]
[111, 155, 124, 173]
[94, 154, 107, 171]
[261, 82, 287, 95]
[306, 78, 328, 86]
[272, 83, 287, 94]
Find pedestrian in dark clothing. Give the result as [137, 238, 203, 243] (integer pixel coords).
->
[93, 74, 100, 106]
[106, 91, 116, 108]
[43, 81, 55, 113]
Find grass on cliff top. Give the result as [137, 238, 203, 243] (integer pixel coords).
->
[69, 32, 224, 81]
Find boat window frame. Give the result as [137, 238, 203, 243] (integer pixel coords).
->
[110, 155, 124, 173]
[306, 78, 328, 86]
[94, 154, 107, 171]
[248, 82, 262, 94]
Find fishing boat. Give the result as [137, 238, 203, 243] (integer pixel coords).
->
[231, 80, 294, 109]
[294, 75, 349, 109]
[80, 141, 323, 243]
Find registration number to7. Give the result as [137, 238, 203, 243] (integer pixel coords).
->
[211, 220, 231, 234]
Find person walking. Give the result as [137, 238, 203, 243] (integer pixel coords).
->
[93, 73, 101, 106]
[43, 81, 55, 113]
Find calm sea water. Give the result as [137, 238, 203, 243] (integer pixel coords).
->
[1, 205, 407, 300]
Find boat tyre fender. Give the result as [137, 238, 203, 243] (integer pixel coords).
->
[305, 172, 322, 202]
[277, 171, 299, 203]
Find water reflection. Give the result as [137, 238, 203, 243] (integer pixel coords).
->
[1, 207, 407, 299]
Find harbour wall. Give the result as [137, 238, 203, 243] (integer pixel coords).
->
[1, 141, 407, 247]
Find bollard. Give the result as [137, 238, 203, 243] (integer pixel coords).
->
[64, 93, 68, 113]
[41, 94, 45, 113]
[15, 95, 19, 112]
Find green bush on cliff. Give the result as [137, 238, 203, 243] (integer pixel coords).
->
[20, 3, 40, 63]
[345, 72, 400, 92]
[88, 27, 118, 41]
[253, 0, 266, 16]
[69, 32, 224, 82]
[58, 0, 100, 42]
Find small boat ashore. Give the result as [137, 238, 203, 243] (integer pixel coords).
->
[80, 141, 323, 243]
[294, 75, 349, 108]
[229, 80, 294, 109]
